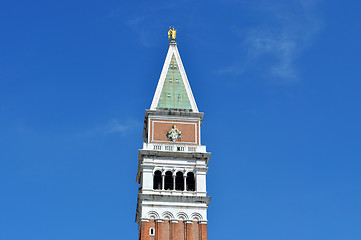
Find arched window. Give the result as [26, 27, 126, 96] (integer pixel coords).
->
[186, 172, 195, 191]
[164, 171, 174, 190]
[153, 170, 162, 190]
[175, 172, 184, 191]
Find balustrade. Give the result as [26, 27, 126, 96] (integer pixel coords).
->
[144, 143, 206, 153]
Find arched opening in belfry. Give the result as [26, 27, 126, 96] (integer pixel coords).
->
[186, 172, 195, 191]
[164, 171, 173, 190]
[153, 170, 162, 190]
[175, 172, 184, 191]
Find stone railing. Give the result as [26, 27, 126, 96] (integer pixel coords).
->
[142, 143, 206, 153]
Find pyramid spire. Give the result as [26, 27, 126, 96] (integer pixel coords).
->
[150, 30, 199, 112]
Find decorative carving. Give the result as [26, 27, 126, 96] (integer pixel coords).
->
[162, 211, 175, 220]
[190, 212, 203, 221]
[176, 212, 189, 220]
[167, 125, 181, 142]
[144, 211, 205, 222]
[147, 211, 160, 219]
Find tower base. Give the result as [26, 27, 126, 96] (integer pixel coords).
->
[139, 219, 207, 240]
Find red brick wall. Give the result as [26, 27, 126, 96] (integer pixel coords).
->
[140, 220, 150, 240]
[159, 220, 170, 239]
[140, 220, 207, 240]
[200, 224, 207, 240]
[149, 120, 199, 144]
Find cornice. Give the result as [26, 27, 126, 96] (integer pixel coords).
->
[139, 193, 211, 205]
[145, 109, 204, 121]
[139, 149, 211, 162]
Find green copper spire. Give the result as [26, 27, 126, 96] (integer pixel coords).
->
[150, 34, 198, 112]
[156, 54, 192, 110]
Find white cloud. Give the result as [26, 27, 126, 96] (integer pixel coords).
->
[219, 0, 323, 83]
[245, 28, 299, 81]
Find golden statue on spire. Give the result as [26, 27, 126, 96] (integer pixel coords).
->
[168, 27, 176, 40]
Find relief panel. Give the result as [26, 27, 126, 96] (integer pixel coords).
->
[150, 119, 199, 145]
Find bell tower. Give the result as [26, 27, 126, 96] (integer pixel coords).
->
[136, 29, 211, 240]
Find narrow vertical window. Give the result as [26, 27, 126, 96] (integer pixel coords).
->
[164, 171, 174, 190]
[153, 171, 162, 190]
[186, 172, 195, 191]
[149, 228, 155, 236]
[175, 172, 184, 191]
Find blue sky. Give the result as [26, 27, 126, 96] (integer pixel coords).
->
[1, 0, 361, 239]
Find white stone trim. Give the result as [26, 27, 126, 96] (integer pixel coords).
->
[149, 115, 201, 122]
[142, 201, 208, 214]
[150, 44, 199, 112]
[198, 119, 201, 145]
[147, 211, 160, 219]
[176, 212, 189, 220]
[173, 46, 199, 112]
[148, 144, 201, 152]
[147, 116, 151, 143]
[190, 212, 203, 221]
[162, 211, 175, 220]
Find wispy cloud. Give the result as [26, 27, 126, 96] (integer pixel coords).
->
[86, 119, 142, 136]
[219, 0, 323, 83]
[217, 64, 245, 76]
[245, 28, 300, 81]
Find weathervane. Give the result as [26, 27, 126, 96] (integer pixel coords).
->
[168, 27, 176, 40]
